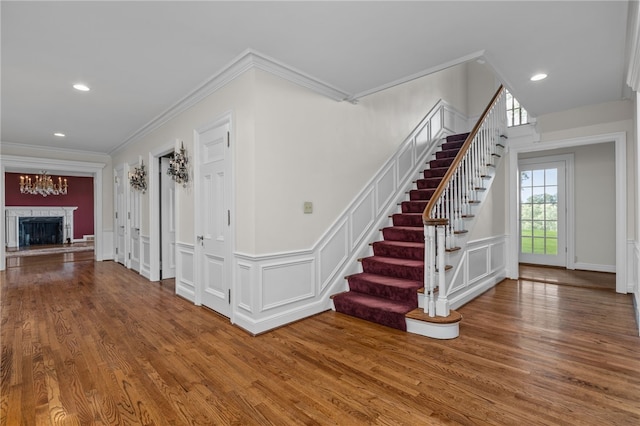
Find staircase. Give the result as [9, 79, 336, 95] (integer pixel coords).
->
[332, 85, 507, 338]
[332, 133, 469, 332]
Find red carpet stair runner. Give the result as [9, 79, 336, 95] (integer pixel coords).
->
[332, 133, 469, 331]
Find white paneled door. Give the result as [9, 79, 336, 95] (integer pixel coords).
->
[196, 120, 232, 318]
[114, 166, 126, 265]
[129, 164, 141, 272]
[160, 157, 176, 279]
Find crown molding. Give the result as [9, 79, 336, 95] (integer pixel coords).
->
[625, 0, 640, 91]
[1, 140, 112, 158]
[347, 50, 486, 102]
[111, 49, 352, 156]
[0, 154, 106, 175]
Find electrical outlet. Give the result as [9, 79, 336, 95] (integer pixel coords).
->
[303, 201, 313, 214]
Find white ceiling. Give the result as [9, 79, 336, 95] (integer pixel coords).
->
[1, 1, 631, 154]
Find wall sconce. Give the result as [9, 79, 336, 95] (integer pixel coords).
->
[167, 141, 189, 187]
[129, 161, 147, 193]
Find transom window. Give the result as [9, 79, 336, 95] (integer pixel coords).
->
[506, 91, 529, 127]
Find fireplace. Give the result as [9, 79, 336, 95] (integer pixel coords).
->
[5, 206, 77, 248]
[19, 216, 64, 246]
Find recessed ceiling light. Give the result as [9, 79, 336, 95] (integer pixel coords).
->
[54, 132, 66, 137]
[73, 83, 90, 91]
[530, 73, 548, 82]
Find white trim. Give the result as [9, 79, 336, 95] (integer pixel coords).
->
[5, 206, 77, 248]
[1, 141, 112, 157]
[110, 49, 350, 156]
[625, 0, 640, 91]
[507, 132, 627, 294]
[0, 155, 106, 271]
[573, 262, 616, 274]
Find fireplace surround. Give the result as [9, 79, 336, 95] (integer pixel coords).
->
[5, 206, 77, 248]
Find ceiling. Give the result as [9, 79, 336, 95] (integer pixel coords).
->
[1, 1, 631, 154]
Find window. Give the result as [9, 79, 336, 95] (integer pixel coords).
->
[506, 91, 529, 127]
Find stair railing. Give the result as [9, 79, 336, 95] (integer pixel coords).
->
[422, 85, 507, 317]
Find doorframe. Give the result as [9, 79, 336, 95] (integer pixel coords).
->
[193, 111, 235, 319]
[0, 155, 106, 271]
[517, 154, 574, 268]
[128, 157, 143, 271]
[149, 141, 177, 282]
[507, 132, 627, 293]
[113, 163, 129, 265]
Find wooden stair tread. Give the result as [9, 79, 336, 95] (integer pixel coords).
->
[406, 308, 462, 324]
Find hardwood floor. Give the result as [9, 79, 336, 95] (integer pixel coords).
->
[2, 257, 639, 425]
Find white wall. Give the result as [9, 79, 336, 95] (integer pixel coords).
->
[250, 64, 471, 253]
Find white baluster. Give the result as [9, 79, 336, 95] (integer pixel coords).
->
[424, 224, 436, 317]
[436, 223, 449, 317]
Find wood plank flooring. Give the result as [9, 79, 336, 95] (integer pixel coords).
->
[2, 257, 639, 425]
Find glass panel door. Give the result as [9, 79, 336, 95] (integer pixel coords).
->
[519, 159, 566, 266]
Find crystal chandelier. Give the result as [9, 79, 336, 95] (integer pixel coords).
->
[129, 161, 147, 193]
[20, 171, 68, 197]
[167, 141, 189, 187]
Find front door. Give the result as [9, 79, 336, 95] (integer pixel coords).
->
[519, 157, 569, 267]
[196, 120, 231, 317]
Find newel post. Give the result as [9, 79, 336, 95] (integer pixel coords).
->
[424, 218, 448, 317]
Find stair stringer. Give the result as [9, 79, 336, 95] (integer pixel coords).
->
[417, 144, 507, 311]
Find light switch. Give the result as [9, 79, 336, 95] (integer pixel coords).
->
[303, 201, 313, 214]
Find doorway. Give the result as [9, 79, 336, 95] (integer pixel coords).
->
[159, 155, 176, 279]
[518, 155, 572, 267]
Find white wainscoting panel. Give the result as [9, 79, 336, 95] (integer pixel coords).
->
[319, 219, 349, 292]
[467, 245, 489, 286]
[237, 261, 253, 313]
[376, 163, 396, 214]
[101, 230, 114, 261]
[397, 140, 415, 184]
[140, 235, 151, 279]
[350, 188, 375, 250]
[491, 241, 506, 271]
[176, 242, 195, 302]
[447, 236, 507, 310]
[261, 258, 315, 311]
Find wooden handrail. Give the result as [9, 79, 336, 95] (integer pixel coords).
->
[422, 85, 505, 224]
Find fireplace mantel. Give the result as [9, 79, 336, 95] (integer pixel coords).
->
[5, 206, 78, 248]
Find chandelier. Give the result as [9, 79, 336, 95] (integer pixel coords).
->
[167, 141, 189, 187]
[129, 161, 147, 193]
[20, 171, 68, 197]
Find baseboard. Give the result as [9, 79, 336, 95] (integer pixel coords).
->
[233, 299, 332, 335]
[450, 272, 506, 310]
[572, 262, 616, 273]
